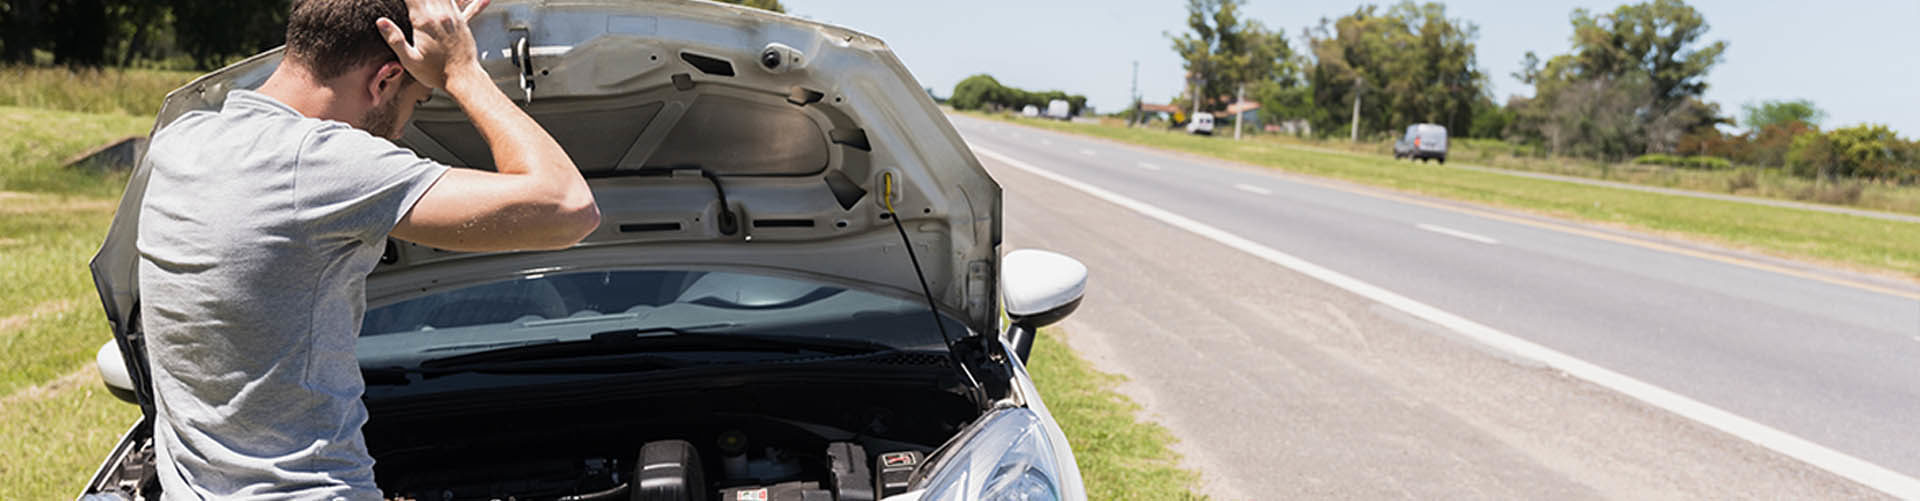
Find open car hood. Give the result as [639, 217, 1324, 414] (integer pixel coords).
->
[90, 0, 1002, 409]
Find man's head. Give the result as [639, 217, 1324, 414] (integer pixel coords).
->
[283, 0, 434, 139]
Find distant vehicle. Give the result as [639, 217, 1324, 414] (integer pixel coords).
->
[1021, 104, 1041, 117]
[1186, 112, 1215, 135]
[1046, 99, 1071, 120]
[1393, 123, 1448, 163]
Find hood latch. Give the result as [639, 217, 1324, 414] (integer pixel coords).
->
[510, 28, 534, 104]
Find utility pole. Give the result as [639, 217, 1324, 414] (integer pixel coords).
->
[1129, 61, 1139, 127]
[1233, 83, 1245, 140]
[1349, 76, 1363, 143]
[1189, 79, 1203, 121]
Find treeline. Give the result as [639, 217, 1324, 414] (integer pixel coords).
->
[1168, 0, 1917, 184]
[1, 0, 290, 69]
[0, 0, 783, 70]
[949, 74, 1089, 115]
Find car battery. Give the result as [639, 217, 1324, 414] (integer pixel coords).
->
[872, 451, 923, 498]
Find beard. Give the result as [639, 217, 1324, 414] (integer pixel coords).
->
[361, 92, 406, 140]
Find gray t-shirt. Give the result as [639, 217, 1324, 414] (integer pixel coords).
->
[137, 90, 447, 500]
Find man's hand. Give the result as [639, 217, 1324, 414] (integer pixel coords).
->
[376, 0, 490, 90]
[382, 0, 598, 252]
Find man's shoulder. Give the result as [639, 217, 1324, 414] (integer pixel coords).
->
[150, 106, 327, 155]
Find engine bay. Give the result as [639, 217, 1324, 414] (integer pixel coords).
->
[363, 378, 976, 501]
[374, 417, 930, 501]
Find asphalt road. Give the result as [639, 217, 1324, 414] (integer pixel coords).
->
[952, 114, 1920, 498]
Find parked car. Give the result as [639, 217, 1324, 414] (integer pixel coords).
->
[1186, 112, 1215, 135]
[1021, 104, 1041, 117]
[82, 1, 1091, 499]
[1393, 123, 1448, 163]
[1045, 99, 1070, 121]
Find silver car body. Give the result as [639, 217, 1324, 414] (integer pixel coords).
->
[84, 1, 1086, 499]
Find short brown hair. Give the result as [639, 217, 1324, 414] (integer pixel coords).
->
[284, 0, 411, 81]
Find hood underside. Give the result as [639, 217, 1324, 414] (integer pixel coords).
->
[92, 0, 1004, 355]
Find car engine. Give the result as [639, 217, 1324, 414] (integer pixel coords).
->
[361, 378, 973, 501]
[376, 426, 926, 501]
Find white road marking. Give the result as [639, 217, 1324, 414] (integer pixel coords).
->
[1234, 184, 1273, 196]
[1417, 223, 1500, 245]
[1040, 138, 1053, 146]
[1137, 162, 1163, 171]
[1079, 148, 1097, 156]
[970, 145, 1920, 499]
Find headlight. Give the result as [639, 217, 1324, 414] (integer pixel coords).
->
[917, 408, 1067, 501]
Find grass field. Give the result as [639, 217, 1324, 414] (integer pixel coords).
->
[977, 113, 1920, 280]
[1126, 117, 1920, 215]
[0, 103, 141, 498]
[1028, 330, 1209, 500]
[0, 66, 197, 117]
[0, 106, 148, 195]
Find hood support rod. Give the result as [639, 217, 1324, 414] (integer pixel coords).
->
[882, 173, 985, 406]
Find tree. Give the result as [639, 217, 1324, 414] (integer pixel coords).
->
[711, 0, 784, 13]
[1511, 0, 1727, 157]
[950, 74, 1007, 111]
[1567, 0, 1724, 111]
[948, 74, 1088, 115]
[2, 0, 51, 63]
[1168, 0, 1301, 114]
[1306, 1, 1486, 138]
[1742, 99, 1824, 130]
[172, 0, 288, 70]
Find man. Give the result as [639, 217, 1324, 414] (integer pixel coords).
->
[135, 0, 598, 497]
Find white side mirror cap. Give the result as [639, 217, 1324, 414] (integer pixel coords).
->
[1002, 249, 1087, 326]
[96, 340, 137, 404]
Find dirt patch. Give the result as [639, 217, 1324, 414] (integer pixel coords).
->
[0, 299, 77, 334]
[0, 193, 115, 214]
[0, 365, 94, 408]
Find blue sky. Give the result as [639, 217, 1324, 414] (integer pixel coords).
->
[789, 0, 1920, 134]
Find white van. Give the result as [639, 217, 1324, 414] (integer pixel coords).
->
[1186, 112, 1215, 135]
[1393, 123, 1448, 163]
[1046, 99, 1071, 120]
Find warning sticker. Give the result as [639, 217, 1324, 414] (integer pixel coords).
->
[735, 488, 769, 501]
[882, 452, 917, 467]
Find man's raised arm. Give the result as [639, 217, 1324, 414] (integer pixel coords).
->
[379, 0, 600, 252]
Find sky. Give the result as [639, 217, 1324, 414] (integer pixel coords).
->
[788, 0, 1920, 134]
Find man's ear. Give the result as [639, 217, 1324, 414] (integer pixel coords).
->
[369, 61, 408, 103]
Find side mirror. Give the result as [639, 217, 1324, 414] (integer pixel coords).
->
[96, 340, 139, 404]
[1000, 249, 1088, 362]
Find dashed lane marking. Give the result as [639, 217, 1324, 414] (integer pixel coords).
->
[1417, 223, 1500, 245]
[1234, 184, 1273, 196]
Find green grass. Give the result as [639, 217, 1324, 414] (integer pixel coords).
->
[0, 365, 140, 500]
[0, 106, 147, 195]
[1128, 119, 1920, 215]
[0, 100, 143, 498]
[980, 113, 1920, 279]
[0, 66, 197, 117]
[1027, 329, 1208, 500]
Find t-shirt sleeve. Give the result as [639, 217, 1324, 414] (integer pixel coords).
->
[295, 123, 450, 244]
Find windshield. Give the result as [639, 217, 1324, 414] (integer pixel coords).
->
[355, 269, 956, 369]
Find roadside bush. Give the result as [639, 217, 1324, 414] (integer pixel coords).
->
[1633, 153, 1731, 170]
[1813, 181, 1866, 205]
[1725, 168, 1759, 193]
[1788, 124, 1919, 183]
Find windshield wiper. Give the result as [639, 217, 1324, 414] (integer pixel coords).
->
[415, 326, 893, 371]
